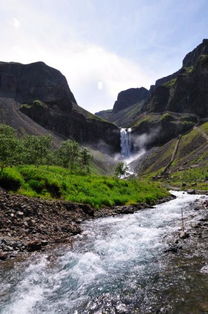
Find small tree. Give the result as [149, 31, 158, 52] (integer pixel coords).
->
[79, 148, 92, 174]
[0, 124, 21, 173]
[114, 162, 128, 178]
[56, 140, 80, 172]
[23, 135, 52, 166]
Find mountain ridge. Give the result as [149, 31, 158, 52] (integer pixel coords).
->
[0, 61, 120, 153]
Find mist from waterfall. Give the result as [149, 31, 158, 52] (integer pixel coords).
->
[118, 128, 148, 178]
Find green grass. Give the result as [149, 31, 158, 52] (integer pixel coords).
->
[0, 165, 169, 209]
[168, 167, 208, 190]
[200, 121, 208, 133]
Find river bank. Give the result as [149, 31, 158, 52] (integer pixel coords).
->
[0, 189, 207, 262]
[0, 190, 174, 261]
[0, 190, 172, 261]
[0, 191, 207, 313]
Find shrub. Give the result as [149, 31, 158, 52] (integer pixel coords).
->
[28, 179, 45, 193]
[0, 168, 23, 191]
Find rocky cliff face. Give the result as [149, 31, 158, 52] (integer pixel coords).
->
[0, 61, 120, 153]
[96, 87, 150, 127]
[0, 61, 75, 111]
[183, 39, 208, 67]
[112, 87, 150, 113]
[144, 39, 208, 117]
[96, 39, 208, 151]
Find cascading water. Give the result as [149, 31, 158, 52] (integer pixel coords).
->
[0, 192, 207, 313]
[120, 128, 131, 158]
[119, 128, 134, 177]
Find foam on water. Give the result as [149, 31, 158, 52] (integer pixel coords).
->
[0, 191, 207, 313]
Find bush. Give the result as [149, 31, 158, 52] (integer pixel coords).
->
[0, 168, 23, 191]
[28, 179, 45, 193]
[45, 182, 62, 198]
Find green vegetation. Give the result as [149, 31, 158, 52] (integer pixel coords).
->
[0, 124, 92, 174]
[0, 165, 169, 208]
[163, 78, 177, 88]
[114, 162, 128, 177]
[168, 167, 208, 191]
[199, 54, 208, 65]
[160, 112, 174, 122]
[20, 100, 48, 110]
[132, 113, 157, 128]
[20, 104, 32, 109]
[0, 123, 170, 208]
[33, 99, 48, 108]
[184, 66, 194, 73]
[0, 124, 22, 173]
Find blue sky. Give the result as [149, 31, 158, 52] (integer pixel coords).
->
[0, 0, 208, 113]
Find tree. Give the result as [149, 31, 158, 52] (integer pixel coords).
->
[0, 124, 21, 173]
[56, 140, 80, 172]
[79, 148, 92, 174]
[22, 135, 52, 166]
[114, 162, 128, 178]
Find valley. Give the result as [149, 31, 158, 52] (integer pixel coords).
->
[0, 38, 207, 314]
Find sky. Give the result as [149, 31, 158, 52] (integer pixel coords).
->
[0, 0, 208, 113]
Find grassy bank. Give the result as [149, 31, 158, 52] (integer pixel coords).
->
[167, 167, 208, 191]
[0, 165, 169, 208]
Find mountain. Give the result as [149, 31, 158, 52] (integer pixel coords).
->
[97, 39, 208, 151]
[133, 121, 208, 189]
[130, 39, 208, 149]
[129, 39, 208, 183]
[0, 61, 120, 153]
[95, 87, 150, 127]
[144, 40, 208, 116]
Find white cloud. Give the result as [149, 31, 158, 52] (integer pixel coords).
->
[12, 17, 20, 28]
[0, 36, 152, 113]
[97, 81, 103, 91]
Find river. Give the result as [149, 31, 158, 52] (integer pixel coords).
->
[0, 191, 207, 313]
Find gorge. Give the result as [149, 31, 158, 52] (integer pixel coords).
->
[0, 38, 208, 314]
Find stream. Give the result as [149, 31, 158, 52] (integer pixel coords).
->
[0, 191, 207, 314]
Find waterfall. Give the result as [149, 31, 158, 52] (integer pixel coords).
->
[120, 128, 132, 159]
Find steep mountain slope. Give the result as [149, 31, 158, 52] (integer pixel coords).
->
[128, 40, 208, 151]
[131, 112, 198, 150]
[142, 39, 208, 117]
[0, 61, 120, 153]
[133, 121, 208, 189]
[96, 39, 208, 150]
[95, 87, 150, 127]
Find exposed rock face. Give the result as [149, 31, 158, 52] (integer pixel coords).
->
[112, 87, 150, 113]
[145, 55, 208, 117]
[0, 61, 120, 153]
[0, 61, 75, 111]
[144, 39, 208, 117]
[183, 39, 208, 67]
[145, 86, 170, 113]
[134, 121, 208, 179]
[96, 87, 150, 127]
[131, 112, 197, 150]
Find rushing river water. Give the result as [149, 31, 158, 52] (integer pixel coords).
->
[0, 192, 208, 314]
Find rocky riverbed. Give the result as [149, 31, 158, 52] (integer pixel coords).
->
[0, 191, 207, 313]
[0, 190, 207, 262]
[0, 190, 94, 260]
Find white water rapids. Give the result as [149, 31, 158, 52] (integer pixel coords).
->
[0, 192, 207, 313]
